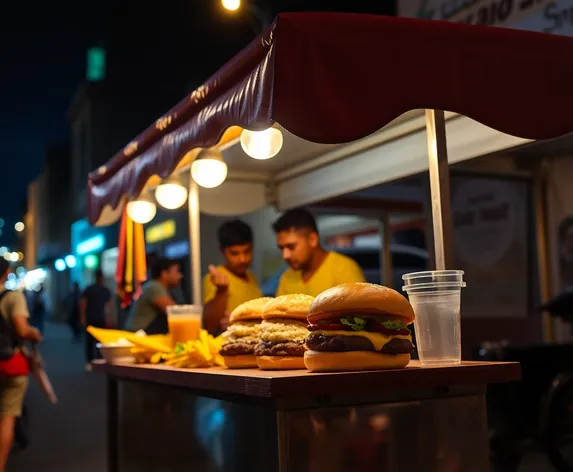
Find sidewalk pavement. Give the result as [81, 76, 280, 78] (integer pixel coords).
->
[8, 322, 106, 472]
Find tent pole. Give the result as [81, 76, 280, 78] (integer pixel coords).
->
[379, 214, 393, 287]
[533, 160, 554, 342]
[425, 109, 454, 270]
[188, 172, 202, 305]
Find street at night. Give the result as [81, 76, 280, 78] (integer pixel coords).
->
[2, 1, 573, 471]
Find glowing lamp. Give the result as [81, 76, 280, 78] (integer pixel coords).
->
[222, 0, 240, 11]
[155, 175, 188, 210]
[126, 195, 157, 224]
[240, 126, 283, 160]
[191, 149, 228, 188]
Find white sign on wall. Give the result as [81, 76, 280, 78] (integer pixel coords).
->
[398, 0, 573, 36]
[451, 175, 530, 318]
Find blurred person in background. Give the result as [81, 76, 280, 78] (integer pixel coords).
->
[114, 293, 129, 331]
[169, 285, 186, 305]
[67, 282, 82, 343]
[126, 257, 182, 335]
[80, 270, 112, 372]
[29, 286, 47, 335]
[0, 259, 42, 471]
[146, 253, 186, 305]
[203, 220, 262, 335]
[273, 208, 365, 296]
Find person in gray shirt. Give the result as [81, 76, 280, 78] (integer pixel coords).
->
[126, 257, 183, 334]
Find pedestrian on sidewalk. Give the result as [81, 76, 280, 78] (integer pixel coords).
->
[0, 259, 42, 472]
[67, 282, 82, 343]
[80, 270, 112, 372]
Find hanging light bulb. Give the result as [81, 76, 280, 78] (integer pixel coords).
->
[221, 0, 240, 11]
[155, 175, 188, 210]
[191, 149, 228, 188]
[240, 126, 283, 160]
[126, 194, 157, 224]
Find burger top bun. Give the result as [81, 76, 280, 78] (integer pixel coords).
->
[229, 297, 274, 323]
[308, 283, 415, 324]
[262, 294, 315, 321]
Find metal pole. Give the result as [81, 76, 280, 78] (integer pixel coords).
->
[379, 214, 393, 287]
[534, 160, 554, 342]
[188, 172, 202, 305]
[422, 179, 437, 269]
[425, 109, 454, 270]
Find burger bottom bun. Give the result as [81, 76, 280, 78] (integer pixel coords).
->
[224, 355, 258, 369]
[256, 355, 306, 370]
[304, 350, 411, 372]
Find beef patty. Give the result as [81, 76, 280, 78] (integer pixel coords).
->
[305, 334, 414, 355]
[220, 342, 256, 357]
[254, 341, 305, 357]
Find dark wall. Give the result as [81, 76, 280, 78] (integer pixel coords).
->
[44, 142, 72, 252]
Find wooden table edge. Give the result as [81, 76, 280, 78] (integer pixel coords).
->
[92, 360, 521, 399]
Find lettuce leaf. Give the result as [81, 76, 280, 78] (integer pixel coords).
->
[381, 320, 407, 330]
[340, 317, 408, 332]
[340, 316, 367, 331]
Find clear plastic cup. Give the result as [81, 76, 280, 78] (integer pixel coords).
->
[402, 270, 466, 366]
[167, 305, 203, 346]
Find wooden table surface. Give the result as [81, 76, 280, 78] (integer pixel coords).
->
[93, 360, 521, 399]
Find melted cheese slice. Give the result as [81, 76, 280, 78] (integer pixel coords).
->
[310, 330, 412, 351]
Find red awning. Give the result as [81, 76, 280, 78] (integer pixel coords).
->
[88, 12, 573, 225]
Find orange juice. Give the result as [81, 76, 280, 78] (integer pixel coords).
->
[168, 315, 201, 345]
[166, 305, 203, 346]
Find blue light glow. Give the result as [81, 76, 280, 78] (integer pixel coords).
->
[65, 255, 77, 268]
[54, 259, 66, 272]
[76, 234, 105, 255]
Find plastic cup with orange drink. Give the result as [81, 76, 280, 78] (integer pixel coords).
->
[166, 305, 203, 346]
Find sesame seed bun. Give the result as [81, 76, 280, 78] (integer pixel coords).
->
[262, 294, 315, 321]
[229, 297, 274, 323]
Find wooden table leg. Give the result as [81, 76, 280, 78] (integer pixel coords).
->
[107, 377, 119, 472]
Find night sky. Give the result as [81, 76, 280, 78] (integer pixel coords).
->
[0, 1, 394, 243]
[1, 1, 107, 239]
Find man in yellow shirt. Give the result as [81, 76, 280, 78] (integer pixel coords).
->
[273, 209, 366, 297]
[203, 220, 262, 334]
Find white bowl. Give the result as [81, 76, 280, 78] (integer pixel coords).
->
[97, 344, 135, 365]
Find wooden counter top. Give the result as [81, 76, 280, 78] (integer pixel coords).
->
[93, 360, 520, 399]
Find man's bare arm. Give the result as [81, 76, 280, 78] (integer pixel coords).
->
[202, 291, 229, 335]
[12, 316, 41, 343]
[152, 295, 177, 315]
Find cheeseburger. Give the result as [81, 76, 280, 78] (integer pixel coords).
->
[255, 294, 314, 370]
[220, 297, 273, 368]
[304, 283, 415, 372]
